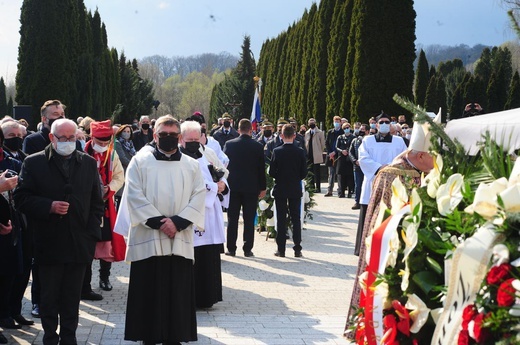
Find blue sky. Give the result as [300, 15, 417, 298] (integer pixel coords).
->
[0, 0, 516, 83]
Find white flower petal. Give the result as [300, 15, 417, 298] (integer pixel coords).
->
[406, 294, 431, 333]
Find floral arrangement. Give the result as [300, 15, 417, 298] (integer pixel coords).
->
[256, 163, 316, 238]
[350, 99, 520, 345]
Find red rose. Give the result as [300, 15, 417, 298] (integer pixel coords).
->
[461, 304, 477, 331]
[486, 263, 512, 285]
[458, 330, 470, 345]
[473, 313, 491, 343]
[497, 278, 516, 307]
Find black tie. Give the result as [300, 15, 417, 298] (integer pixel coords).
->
[225, 130, 229, 135]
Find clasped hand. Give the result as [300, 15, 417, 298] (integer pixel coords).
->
[159, 217, 178, 238]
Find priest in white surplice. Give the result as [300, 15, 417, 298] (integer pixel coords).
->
[123, 115, 206, 345]
[354, 112, 407, 256]
[179, 120, 230, 309]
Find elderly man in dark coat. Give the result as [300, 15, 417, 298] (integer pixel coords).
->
[14, 119, 104, 345]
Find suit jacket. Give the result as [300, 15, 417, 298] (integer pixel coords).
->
[269, 143, 307, 199]
[132, 129, 153, 152]
[223, 134, 266, 194]
[213, 126, 239, 149]
[14, 145, 104, 264]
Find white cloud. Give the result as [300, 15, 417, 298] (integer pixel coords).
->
[158, 2, 170, 10]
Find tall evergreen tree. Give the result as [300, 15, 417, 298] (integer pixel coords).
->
[310, 0, 335, 125]
[7, 97, 13, 116]
[505, 71, 520, 110]
[424, 75, 438, 113]
[449, 72, 471, 120]
[0, 77, 7, 116]
[298, 4, 318, 122]
[326, 0, 352, 120]
[231, 35, 256, 120]
[414, 49, 429, 107]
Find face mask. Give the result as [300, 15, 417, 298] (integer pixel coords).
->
[359, 131, 366, 136]
[48, 116, 64, 128]
[79, 139, 86, 150]
[158, 136, 178, 152]
[55, 141, 76, 156]
[344, 128, 351, 135]
[141, 123, 150, 130]
[223, 121, 231, 128]
[299, 130, 306, 136]
[309, 123, 316, 129]
[4, 137, 23, 151]
[132, 123, 138, 130]
[263, 130, 272, 137]
[399, 121, 406, 125]
[379, 123, 390, 134]
[121, 132, 131, 140]
[93, 143, 109, 153]
[200, 128, 206, 135]
[370, 123, 376, 129]
[333, 122, 340, 130]
[184, 141, 200, 154]
[354, 129, 360, 135]
[391, 121, 396, 125]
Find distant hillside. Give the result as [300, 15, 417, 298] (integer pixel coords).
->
[417, 43, 491, 67]
[140, 52, 239, 79]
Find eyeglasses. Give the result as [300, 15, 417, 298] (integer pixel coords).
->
[402, 127, 409, 130]
[378, 121, 390, 125]
[157, 131, 180, 138]
[54, 135, 76, 142]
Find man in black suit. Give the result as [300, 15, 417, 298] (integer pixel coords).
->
[223, 119, 266, 257]
[269, 124, 307, 258]
[132, 115, 153, 152]
[213, 113, 239, 149]
[14, 119, 104, 345]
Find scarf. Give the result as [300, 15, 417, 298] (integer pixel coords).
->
[118, 136, 136, 156]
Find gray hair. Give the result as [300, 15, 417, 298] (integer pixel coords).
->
[51, 119, 77, 135]
[180, 120, 201, 136]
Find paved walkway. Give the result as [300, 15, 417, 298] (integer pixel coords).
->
[5, 190, 360, 345]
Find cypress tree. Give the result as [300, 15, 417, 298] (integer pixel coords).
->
[289, 21, 304, 119]
[414, 49, 429, 107]
[309, 0, 334, 125]
[326, 0, 352, 120]
[232, 35, 256, 120]
[486, 73, 500, 113]
[463, 76, 487, 111]
[76, 4, 93, 117]
[339, 0, 359, 120]
[449, 72, 471, 120]
[505, 71, 520, 110]
[298, 4, 317, 122]
[7, 97, 13, 116]
[436, 74, 448, 123]
[0, 78, 7, 116]
[474, 48, 492, 84]
[424, 75, 438, 113]
[490, 47, 513, 111]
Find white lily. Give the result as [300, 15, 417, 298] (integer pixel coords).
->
[391, 177, 408, 214]
[500, 184, 520, 213]
[400, 259, 410, 292]
[402, 189, 422, 262]
[436, 173, 464, 216]
[375, 281, 392, 310]
[406, 293, 431, 333]
[424, 154, 443, 198]
[266, 217, 275, 226]
[386, 227, 400, 268]
[258, 199, 269, 211]
[464, 177, 508, 219]
[508, 158, 520, 187]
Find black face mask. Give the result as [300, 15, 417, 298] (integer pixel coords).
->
[200, 128, 206, 135]
[309, 123, 316, 129]
[141, 123, 150, 130]
[184, 141, 200, 154]
[223, 121, 231, 128]
[47, 116, 64, 128]
[300, 130, 306, 136]
[158, 136, 178, 152]
[263, 130, 272, 137]
[4, 137, 23, 151]
[359, 131, 366, 136]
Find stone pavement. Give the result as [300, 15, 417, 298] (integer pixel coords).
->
[4, 189, 360, 345]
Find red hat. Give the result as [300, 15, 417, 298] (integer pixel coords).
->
[90, 120, 113, 141]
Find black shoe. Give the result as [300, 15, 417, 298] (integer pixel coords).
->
[274, 251, 285, 257]
[31, 304, 40, 318]
[244, 251, 255, 257]
[99, 279, 113, 291]
[12, 315, 34, 326]
[351, 203, 361, 210]
[324, 192, 333, 197]
[0, 332, 7, 344]
[294, 251, 303, 258]
[81, 291, 103, 301]
[0, 317, 22, 329]
[338, 194, 345, 198]
[224, 251, 236, 257]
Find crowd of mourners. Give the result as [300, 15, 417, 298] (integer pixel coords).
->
[0, 98, 415, 345]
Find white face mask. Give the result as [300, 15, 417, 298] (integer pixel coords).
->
[55, 141, 76, 156]
[79, 139, 86, 150]
[121, 132, 131, 140]
[93, 143, 109, 153]
[379, 123, 390, 134]
[405, 134, 411, 140]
